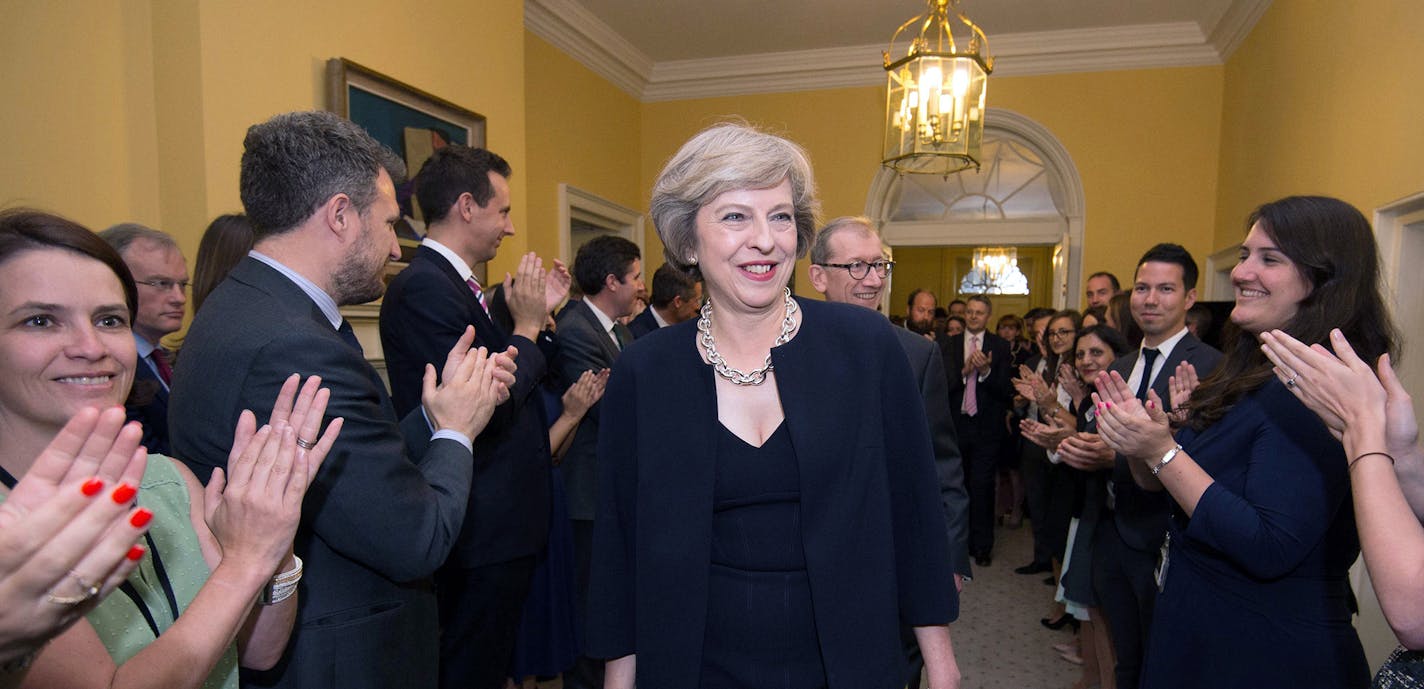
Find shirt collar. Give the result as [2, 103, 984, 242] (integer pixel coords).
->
[584, 299, 618, 335]
[422, 237, 474, 282]
[248, 251, 343, 329]
[133, 333, 157, 358]
[650, 307, 671, 329]
[1144, 326, 1190, 359]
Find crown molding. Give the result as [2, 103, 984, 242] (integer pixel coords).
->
[1206, 0, 1272, 60]
[525, 0, 1268, 102]
[524, 0, 652, 99]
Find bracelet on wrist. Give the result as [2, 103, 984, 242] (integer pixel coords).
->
[1151, 444, 1183, 477]
[1349, 451, 1395, 469]
[259, 555, 303, 605]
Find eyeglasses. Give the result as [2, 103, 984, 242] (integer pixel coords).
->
[1046, 328, 1077, 339]
[136, 278, 191, 293]
[815, 260, 894, 280]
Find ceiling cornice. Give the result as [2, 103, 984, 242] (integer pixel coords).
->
[524, 0, 1271, 103]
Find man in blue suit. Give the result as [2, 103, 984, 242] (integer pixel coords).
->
[1058, 243, 1222, 689]
[556, 234, 642, 689]
[99, 223, 188, 456]
[380, 145, 569, 689]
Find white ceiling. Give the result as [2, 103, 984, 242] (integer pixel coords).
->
[526, 0, 1271, 101]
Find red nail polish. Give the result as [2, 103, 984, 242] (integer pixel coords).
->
[80, 478, 105, 497]
[126, 545, 146, 561]
[111, 483, 137, 504]
[129, 508, 153, 528]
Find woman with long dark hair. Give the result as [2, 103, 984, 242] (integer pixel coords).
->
[1094, 196, 1394, 688]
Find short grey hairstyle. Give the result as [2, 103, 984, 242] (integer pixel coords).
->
[650, 122, 819, 276]
[809, 215, 880, 264]
[98, 223, 179, 256]
[239, 110, 406, 239]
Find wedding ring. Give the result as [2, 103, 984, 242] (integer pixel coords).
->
[45, 570, 100, 606]
[1285, 377, 1298, 390]
[295, 436, 316, 450]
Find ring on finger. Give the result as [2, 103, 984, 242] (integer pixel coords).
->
[45, 570, 100, 606]
[1286, 377, 1298, 390]
[295, 436, 316, 450]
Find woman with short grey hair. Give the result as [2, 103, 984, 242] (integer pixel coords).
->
[589, 123, 961, 689]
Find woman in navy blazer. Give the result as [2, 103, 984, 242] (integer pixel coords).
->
[587, 124, 959, 689]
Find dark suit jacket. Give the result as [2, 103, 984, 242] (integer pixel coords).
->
[893, 327, 971, 578]
[553, 299, 621, 520]
[941, 330, 1015, 437]
[1108, 332, 1223, 553]
[379, 245, 551, 568]
[627, 308, 659, 339]
[169, 257, 474, 689]
[588, 298, 955, 689]
[126, 360, 170, 456]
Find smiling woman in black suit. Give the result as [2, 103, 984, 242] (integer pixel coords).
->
[588, 123, 960, 689]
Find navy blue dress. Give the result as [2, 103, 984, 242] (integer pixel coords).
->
[701, 422, 826, 689]
[1141, 379, 1368, 688]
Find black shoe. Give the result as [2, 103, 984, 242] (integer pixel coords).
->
[1014, 561, 1051, 575]
[1042, 575, 1056, 586]
[1041, 613, 1079, 631]
[973, 553, 992, 567]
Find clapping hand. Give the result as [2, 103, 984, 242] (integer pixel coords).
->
[1058, 362, 1087, 406]
[0, 409, 154, 659]
[561, 369, 610, 420]
[1013, 365, 1054, 407]
[1091, 371, 1175, 462]
[1058, 432, 1116, 470]
[545, 259, 571, 313]
[1166, 361, 1200, 422]
[423, 327, 516, 438]
[507, 253, 551, 339]
[205, 374, 340, 575]
[1021, 414, 1073, 451]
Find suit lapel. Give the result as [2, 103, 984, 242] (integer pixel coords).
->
[576, 301, 622, 362]
[419, 246, 509, 350]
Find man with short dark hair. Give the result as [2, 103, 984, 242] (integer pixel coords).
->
[556, 234, 642, 689]
[907, 288, 938, 335]
[947, 298, 968, 320]
[379, 144, 571, 689]
[99, 223, 187, 456]
[1085, 271, 1121, 308]
[628, 262, 701, 338]
[942, 294, 1014, 566]
[1063, 243, 1220, 689]
[171, 110, 512, 689]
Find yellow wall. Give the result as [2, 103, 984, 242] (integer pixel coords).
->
[639, 67, 1224, 299]
[524, 33, 643, 264]
[1214, 0, 1424, 250]
[2, 0, 527, 277]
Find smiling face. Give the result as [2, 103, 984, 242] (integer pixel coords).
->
[963, 298, 991, 334]
[692, 179, 798, 317]
[1230, 222, 1313, 335]
[0, 249, 136, 436]
[1085, 275, 1115, 308]
[465, 171, 514, 264]
[1131, 261, 1196, 346]
[808, 226, 886, 311]
[1075, 332, 1116, 379]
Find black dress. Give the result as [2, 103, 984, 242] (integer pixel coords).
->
[700, 422, 827, 689]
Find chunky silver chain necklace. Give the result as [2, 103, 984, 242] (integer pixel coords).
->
[698, 287, 798, 386]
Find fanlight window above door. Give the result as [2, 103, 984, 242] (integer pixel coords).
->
[888, 131, 1064, 222]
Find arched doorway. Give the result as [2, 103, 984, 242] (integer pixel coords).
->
[865, 109, 1085, 314]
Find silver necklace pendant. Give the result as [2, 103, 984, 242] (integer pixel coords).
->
[698, 287, 798, 386]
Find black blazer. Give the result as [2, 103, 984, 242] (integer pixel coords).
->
[941, 330, 1015, 436]
[553, 299, 622, 520]
[379, 245, 551, 567]
[1107, 332, 1223, 553]
[126, 358, 170, 456]
[627, 308, 659, 339]
[893, 327, 971, 578]
[588, 298, 956, 689]
[169, 257, 474, 689]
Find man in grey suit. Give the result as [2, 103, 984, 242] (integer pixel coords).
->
[807, 216, 969, 689]
[170, 111, 512, 689]
[1058, 243, 1221, 689]
[555, 234, 643, 689]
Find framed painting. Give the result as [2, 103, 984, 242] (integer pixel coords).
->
[326, 58, 487, 271]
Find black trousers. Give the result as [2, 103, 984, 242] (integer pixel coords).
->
[956, 419, 1003, 557]
[564, 519, 605, 689]
[436, 555, 538, 689]
[1091, 513, 1160, 689]
[1020, 444, 1054, 566]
